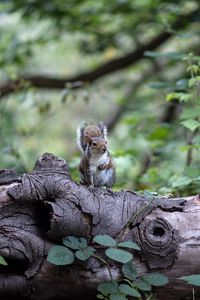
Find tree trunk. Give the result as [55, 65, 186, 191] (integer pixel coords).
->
[0, 153, 199, 300]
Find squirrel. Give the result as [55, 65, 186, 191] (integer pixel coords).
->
[77, 121, 116, 188]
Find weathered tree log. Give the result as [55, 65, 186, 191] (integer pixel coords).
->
[0, 153, 200, 300]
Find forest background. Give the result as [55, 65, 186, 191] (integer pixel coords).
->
[0, 0, 200, 195]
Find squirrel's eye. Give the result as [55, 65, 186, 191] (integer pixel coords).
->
[92, 141, 97, 147]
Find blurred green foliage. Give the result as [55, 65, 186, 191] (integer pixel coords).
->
[0, 0, 200, 196]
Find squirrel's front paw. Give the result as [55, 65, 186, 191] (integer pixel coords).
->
[88, 184, 95, 190]
[98, 163, 107, 171]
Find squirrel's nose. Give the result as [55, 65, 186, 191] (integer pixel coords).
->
[102, 147, 106, 152]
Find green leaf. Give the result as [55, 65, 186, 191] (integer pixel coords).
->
[94, 235, 116, 247]
[118, 241, 140, 251]
[47, 245, 74, 265]
[96, 294, 104, 299]
[187, 64, 200, 74]
[143, 273, 169, 286]
[179, 274, 200, 286]
[166, 93, 177, 101]
[105, 248, 133, 263]
[122, 261, 137, 280]
[143, 190, 158, 199]
[97, 281, 119, 296]
[134, 279, 152, 291]
[148, 81, 172, 90]
[75, 246, 95, 261]
[110, 293, 127, 300]
[148, 127, 170, 141]
[172, 176, 192, 188]
[181, 107, 200, 119]
[188, 77, 196, 87]
[63, 236, 87, 250]
[166, 92, 191, 102]
[184, 166, 199, 178]
[189, 76, 200, 87]
[144, 51, 163, 58]
[144, 51, 183, 60]
[0, 256, 8, 266]
[119, 284, 141, 298]
[181, 119, 200, 132]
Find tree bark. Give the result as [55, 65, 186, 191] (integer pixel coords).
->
[0, 8, 199, 99]
[0, 153, 200, 300]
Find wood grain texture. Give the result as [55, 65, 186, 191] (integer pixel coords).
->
[0, 153, 199, 300]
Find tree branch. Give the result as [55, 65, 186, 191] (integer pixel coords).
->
[105, 58, 166, 131]
[105, 68, 155, 131]
[0, 8, 199, 99]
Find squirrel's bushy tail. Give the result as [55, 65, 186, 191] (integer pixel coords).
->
[77, 121, 107, 152]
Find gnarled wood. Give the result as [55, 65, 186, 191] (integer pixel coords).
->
[0, 153, 199, 300]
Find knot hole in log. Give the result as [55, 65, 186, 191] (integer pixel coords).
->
[145, 218, 172, 248]
[135, 217, 180, 269]
[153, 226, 165, 237]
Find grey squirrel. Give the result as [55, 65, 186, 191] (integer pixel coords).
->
[77, 121, 116, 187]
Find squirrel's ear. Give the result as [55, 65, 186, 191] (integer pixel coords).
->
[84, 134, 91, 144]
[102, 124, 108, 139]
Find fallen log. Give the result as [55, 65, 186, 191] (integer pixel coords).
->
[0, 152, 199, 300]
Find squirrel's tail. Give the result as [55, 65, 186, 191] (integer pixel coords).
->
[77, 121, 107, 152]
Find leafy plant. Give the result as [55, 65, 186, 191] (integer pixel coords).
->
[47, 234, 168, 299]
[144, 51, 200, 195]
[179, 274, 200, 287]
[0, 255, 8, 266]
